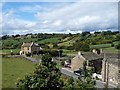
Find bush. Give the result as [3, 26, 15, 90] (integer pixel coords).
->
[66, 46, 74, 50]
[26, 53, 31, 57]
[74, 42, 90, 52]
[111, 43, 114, 47]
[115, 43, 120, 49]
[53, 43, 58, 48]
[61, 60, 64, 66]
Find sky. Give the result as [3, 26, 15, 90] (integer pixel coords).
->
[1, 1, 119, 35]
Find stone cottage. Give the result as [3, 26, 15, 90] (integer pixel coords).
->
[101, 53, 120, 86]
[71, 49, 120, 86]
[71, 50, 103, 73]
[20, 42, 42, 55]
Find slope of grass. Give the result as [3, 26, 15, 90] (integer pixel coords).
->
[38, 37, 61, 44]
[113, 41, 120, 45]
[2, 57, 36, 88]
[90, 43, 111, 49]
[1, 49, 20, 53]
[58, 36, 80, 46]
[102, 47, 119, 53]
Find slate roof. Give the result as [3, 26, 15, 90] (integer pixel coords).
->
[102, 53, 120, 59]
[81, 52, 120, 65]
[22, 42, 39, 47]
[81, 52, 103, 61]
[22, 43, 32, 47]
[81, 52, 120, 60]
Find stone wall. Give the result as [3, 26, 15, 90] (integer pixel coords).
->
[102, 60, 118, 85]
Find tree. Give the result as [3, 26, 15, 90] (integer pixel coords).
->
[2, 35, 9, 40]
[17, 54, 63, 89]
[74, 69, 95, 90]
[81, 31, 90, 37]
[53, 43, 58, 48]
[63, 77, 75, 89]
[115, 43, 120, 49]
[74, 42, 90, 52]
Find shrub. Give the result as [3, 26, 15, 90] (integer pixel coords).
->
[111, 43, 114, 47]
[26, 53, 31, 57]
[115, 43, 120, 49]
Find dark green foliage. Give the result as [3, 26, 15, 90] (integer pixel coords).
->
[111, 43, 114, 47]
[74, 42, 90, 52]
[53, 43, 58, 48]
[81, 31, 90, 36]
[2, 35, 10, 40]
[26, 53, 31, 57]
[49, 50, 63, 57]
[66, 46, 74, 50]
[63, 77, 75, 89]
[17, 54, 63, 89]
[61, 60, 64, 66]
[115, 43, 120, 49]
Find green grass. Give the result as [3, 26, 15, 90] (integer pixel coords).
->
[38, 37, 61, 44]
[1, 49, 20, 53]
[63, 49, 78, 56]
[113, 41, 120, 45]
[58, 36, 79, 46]
[102, 47, 119, 53]
[90, 43, 112, 49]
[2, 57, 36, 88]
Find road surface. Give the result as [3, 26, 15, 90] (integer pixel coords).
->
[60, 68, 117, 88]
[60, 68, 78, 79]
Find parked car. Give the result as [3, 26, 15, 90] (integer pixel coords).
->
[74, 68, 84, 76]
[64, 62, 71, 68]
[92, 73, 102, 79]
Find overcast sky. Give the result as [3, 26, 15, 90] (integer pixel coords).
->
[1, 1, 118, 35]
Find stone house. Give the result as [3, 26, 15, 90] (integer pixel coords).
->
[20, 42, 41, 55]
[71, 50, 120, 86]
[71, 50, 103, 73]
[101, 53, 120, 86]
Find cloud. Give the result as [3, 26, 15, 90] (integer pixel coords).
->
[2, 9, 37, 35]
[35, 2, 118, 31]
[19, 5, 48, 13]
[2, 2, 118, 35]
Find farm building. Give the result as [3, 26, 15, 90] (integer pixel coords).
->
[20, 42, 42, 55]
[71, 50, 103, 73]
[101, 53, 120, 86]
[71, 49, 120, 86]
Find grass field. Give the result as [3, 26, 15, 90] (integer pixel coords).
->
[90, 43, 112, 49]
[58, 36, 79, 46]
[102, 47, 119, 53]
[63, 49, 78, 56]
[1, 49, 20, 54]
[38, 37, 61, 44]
[2, 57, 36, 88]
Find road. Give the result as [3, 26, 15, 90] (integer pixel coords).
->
[8, 55, 41, 63]
[60, 68, 117, 88]
[24, 56, 41, 63]
[60, 68, 78, 79]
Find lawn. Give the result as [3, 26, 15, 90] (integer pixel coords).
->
[0, 49, 20, 54]
[2, 57, 36, 88]
[90, 43, 112, 49]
